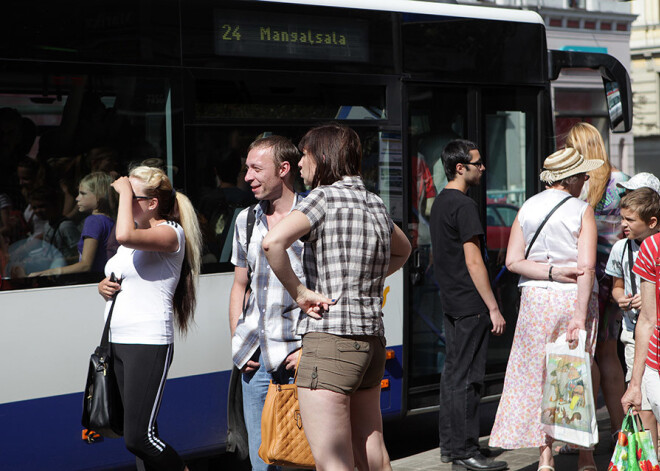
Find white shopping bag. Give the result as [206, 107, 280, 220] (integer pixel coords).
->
[540, 330, 598, 448]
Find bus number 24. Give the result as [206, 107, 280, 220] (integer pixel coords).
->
[222, 24, 241, 41]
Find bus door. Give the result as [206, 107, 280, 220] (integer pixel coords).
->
[405, 84, 544, 413]
[480, 87, 543, 397]
[405, 85, 468, 411]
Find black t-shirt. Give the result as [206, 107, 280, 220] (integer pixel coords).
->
[430, 188, 487, 316]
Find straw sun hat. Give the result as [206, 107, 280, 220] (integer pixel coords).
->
[539, 147, 604, 185]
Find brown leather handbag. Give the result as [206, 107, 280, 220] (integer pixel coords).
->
[258, 358, 315, 469]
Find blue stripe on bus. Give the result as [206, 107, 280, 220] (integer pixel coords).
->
[0, 345, 404, 469]
[382, 344, 403, 417]
[0, 370, 231, 470]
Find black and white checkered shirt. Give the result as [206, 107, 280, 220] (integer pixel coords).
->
[296, 175, 393, 337]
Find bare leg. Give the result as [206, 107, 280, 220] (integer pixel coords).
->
[591, 361, 600, 405]
[350, 386, 391, 471]
[538, 444, 554, 469]
[595, 340, 625, 434]
[577, 449, 596, 469]
[298, 387, 354, 471]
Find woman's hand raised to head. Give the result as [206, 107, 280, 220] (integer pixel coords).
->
[111, 176, 133, 196]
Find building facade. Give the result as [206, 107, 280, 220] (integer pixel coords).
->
[630, 0, 660, 175]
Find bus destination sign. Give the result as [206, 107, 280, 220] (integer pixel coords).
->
[213, 10, 369, 62]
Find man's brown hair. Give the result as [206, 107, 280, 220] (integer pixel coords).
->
[248, 135, 300, 179]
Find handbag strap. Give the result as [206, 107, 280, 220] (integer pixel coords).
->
[293, 350, 302, 384]
[100, 277, 120, 348]
[525, 195, 572, 259]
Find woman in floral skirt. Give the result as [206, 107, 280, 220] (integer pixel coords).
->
[489, 147, 602, 471]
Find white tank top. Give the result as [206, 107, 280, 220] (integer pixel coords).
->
[518, 189, 595, 291]
[104, 221, 185, 344]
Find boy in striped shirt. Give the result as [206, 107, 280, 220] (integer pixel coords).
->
[622, 204, 660, 424]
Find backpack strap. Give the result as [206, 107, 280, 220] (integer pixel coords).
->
[525, 195, 572, 259]
[626, 239, 638, 296]
[242, 204, 257, 316]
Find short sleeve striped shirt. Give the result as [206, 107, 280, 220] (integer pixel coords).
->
[295, 175, 394, 337]
[632, 233, 660, 372]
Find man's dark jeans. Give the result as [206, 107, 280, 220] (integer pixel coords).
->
[438, 311, 491, 460]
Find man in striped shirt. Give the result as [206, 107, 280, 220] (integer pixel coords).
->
[622, 232, 660, 421]
[229, 135, 304, 471]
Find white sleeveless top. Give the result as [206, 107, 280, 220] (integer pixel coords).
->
[518, 189, 596, 292]
[104, 221, 185, 344]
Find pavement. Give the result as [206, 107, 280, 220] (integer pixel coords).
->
[391, 406, 615, 471]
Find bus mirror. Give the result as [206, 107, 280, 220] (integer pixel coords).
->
[548, 49, 632, 133]
[604, 80, 624, 132]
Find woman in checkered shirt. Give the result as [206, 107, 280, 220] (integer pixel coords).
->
[263, 124, 411, 471]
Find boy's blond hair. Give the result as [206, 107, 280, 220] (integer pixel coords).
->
[620, 187, 660, 224]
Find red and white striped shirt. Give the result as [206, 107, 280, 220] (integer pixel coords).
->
[632, 233, 660, 371]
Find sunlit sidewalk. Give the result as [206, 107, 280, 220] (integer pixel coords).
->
[392, 407, 614, 471]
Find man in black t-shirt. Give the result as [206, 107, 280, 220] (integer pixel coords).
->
[430, 139, 506, 471]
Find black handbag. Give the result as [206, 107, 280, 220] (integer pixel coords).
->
[81, 274, 123, 438]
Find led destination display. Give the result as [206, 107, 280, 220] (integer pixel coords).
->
[214, 10, 369, 62]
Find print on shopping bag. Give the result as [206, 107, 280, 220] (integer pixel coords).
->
[541, 353, 591, 433]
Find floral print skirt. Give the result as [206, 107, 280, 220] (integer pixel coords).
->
[489, 286, 598, 449]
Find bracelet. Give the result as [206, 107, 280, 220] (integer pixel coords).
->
[548, 265, 554, 282]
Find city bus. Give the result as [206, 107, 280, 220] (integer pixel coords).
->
[0, 0, 631, 469]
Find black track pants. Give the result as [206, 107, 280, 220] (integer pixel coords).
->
[112, 343, 185, 471]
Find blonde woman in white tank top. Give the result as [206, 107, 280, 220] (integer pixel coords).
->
[96, 166, 201, 471]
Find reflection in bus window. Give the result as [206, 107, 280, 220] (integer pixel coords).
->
[605, 82, 623, 125]
[406, 86, 468, 405]
[0, 73, 173, 289]
[484, 89, 537, 377]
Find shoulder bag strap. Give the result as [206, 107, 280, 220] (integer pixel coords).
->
[242, 204, 257, 316]
[525, 195, 572, 259]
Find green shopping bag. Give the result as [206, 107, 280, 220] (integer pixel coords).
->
[608, 409, 660, 471]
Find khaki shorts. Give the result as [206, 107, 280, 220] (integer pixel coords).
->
[296, 332, 386, 395]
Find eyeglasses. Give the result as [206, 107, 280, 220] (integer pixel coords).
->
[464, 160, 485, 169]
[133, 195, 151, 200]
